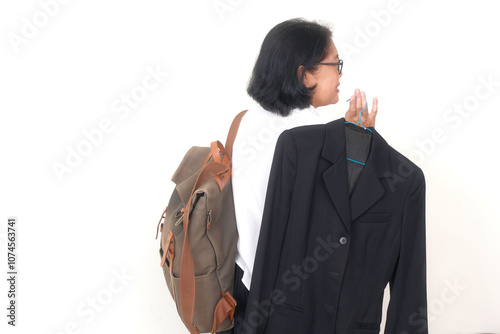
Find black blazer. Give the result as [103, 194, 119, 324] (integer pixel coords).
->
[241, 119, 427, 334]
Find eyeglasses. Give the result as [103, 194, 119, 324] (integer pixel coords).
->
[316, 59, 343, 74]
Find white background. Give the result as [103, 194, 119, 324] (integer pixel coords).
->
[1, 0, 499, 333]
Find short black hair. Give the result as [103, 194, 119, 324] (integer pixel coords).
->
[247, 18, 333, 116]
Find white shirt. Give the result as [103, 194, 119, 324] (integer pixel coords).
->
[231, 104, 326, 290]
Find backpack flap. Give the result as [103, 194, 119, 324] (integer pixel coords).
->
[171, 146, 211, 186]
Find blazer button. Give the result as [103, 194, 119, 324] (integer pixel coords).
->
[324, 304, 335, 314]
[339, 237, 348, 245]
[329, 271, 338, 278]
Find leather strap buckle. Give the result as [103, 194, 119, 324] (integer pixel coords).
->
[222, 291, 237, 309]
[222, 291, 237, 321]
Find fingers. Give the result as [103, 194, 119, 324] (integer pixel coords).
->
[344, 94, 356, 123]
[361, 91, 367, 111]
[360, 91, 368, 121]
[369, 96, 378, 128]
[355, 88, 362, 114]
[371, 97, 378, 116]
[349, 94, 355, 110]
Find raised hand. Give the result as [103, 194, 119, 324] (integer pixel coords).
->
[344, 88, 378, 128]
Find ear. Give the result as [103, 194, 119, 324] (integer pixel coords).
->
[298, 65, 318, 89]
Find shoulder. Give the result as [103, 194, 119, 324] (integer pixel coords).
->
[274, 125, 327, 156]
[235, 105, 288, 138]
[285, 123, 327, 143]
[377, 132, 425, 185]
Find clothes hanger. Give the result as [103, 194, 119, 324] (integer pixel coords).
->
[344, 98, 372, 166]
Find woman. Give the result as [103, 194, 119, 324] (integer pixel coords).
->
[225, 18, 378, 334]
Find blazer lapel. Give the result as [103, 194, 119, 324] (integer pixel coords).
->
[321, 119, 351, 234]
[350, 128, 392, 221]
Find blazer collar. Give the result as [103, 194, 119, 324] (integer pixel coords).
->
[321, 118, 392, 234]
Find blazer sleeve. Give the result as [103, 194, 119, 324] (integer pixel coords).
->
[385, 168, 428, 333]
[240, 129, 298, 334]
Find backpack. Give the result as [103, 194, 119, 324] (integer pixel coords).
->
[155, 110, 247, 333]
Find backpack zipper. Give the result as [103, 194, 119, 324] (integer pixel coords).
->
[205, 210, 223, 267]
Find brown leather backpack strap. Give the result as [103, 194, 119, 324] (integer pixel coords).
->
[179, 161, 230, 334]
[210, 141, 224, 163]
[224, 110, 247, 160]
[210, 140, 232, 191]
[210, 292, 237, 333]
[155, 206, 168, 240]
[203, 110, 246, 170]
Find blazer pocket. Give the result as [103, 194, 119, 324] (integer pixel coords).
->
[271, 301, 304, 316]
[355, 322, 380, 333]
[355, 213, 390, 224]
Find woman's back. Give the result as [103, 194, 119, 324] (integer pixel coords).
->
[231, 103, 325, 290]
